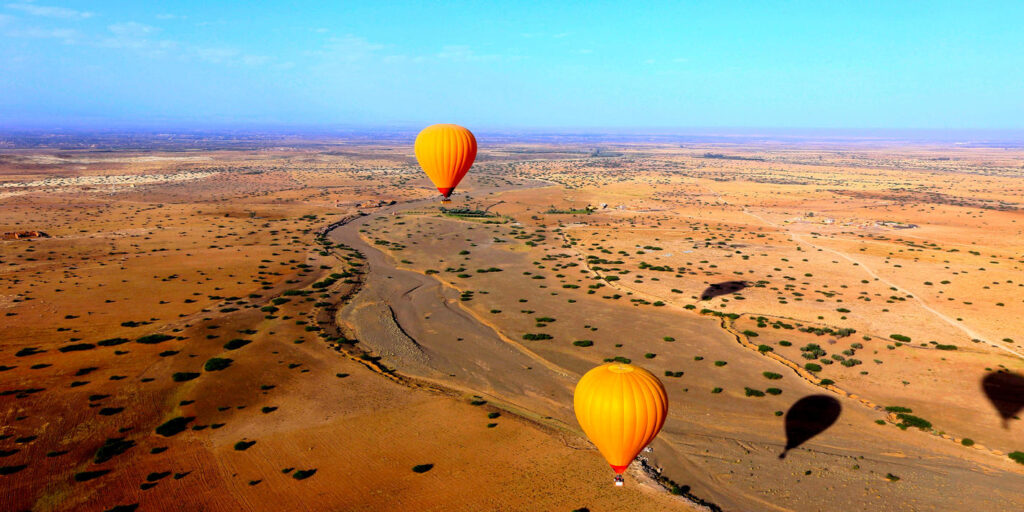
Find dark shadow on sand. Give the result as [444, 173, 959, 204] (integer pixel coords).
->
[700, 281, 748, 300]
[780, 395, 841, 459]
[982, 371, 1024, 428]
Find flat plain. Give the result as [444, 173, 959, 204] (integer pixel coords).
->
[1, 135, 1022, 511]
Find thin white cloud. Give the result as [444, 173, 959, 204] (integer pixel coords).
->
[108, 21, 159, 38]
[155, 13, 185, 20]
[436, 44, 503, 62]
[193, 46, 239, 63]
[320, 34, 386, 62]
[4, 26, 80, 43]
[6, 3, 94, 19]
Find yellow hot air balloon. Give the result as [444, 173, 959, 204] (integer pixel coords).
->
[414, 124, 477, 203]
[574, 363, 668, 481]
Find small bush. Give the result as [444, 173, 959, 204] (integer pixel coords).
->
[412, 464, 434, 473]
[204, 358, 233, 371]
[895, 413, 931, 431]
[766, 388, 782, 395]
[155, 417, 195, 437]
[97, 338, 130, 346]
[711, 387, 723, 393]
[234, 440, 256, 451]
[961, 438, 975, 447]
[805, 363, 822, 372]
[59, 343, 96, 352]
[137, 334, 174, 345]
[572, 340, 593, 347]
[223, 339, 252, 350]
[762, 372, 782, 380]
[744, 387, 765, 397]
[522, 333, 552, 341]
[1009, 451, 1024, 465]
[172, 372, 200, 382]
[95, 438, 135, 463]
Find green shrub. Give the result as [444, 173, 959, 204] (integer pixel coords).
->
[204, 358, 233, 371]
[711, 387, 723, 393]
[234, 440, 256, 451]
[766, 388, 782, 395]
[59, 343, 96, 352]
[713, 361, 727, 367]
[522, 333, 552, 341]
[155, 416, 194, 437]
[895, 413, 931, 431]
[890, 334, 911, 342]
[172, 372, 200, 382]
[961, 438, 975, 447]
[223, 339, 252, 350]
[572, 340, 594, 347]
[95, 437, 135, 463]
[762, 372, 782, 380]
[644, 353, 656, 359]
[137, 334, 174, 345]
[412, 464, 434, 473]
[805, 363, 822, 372]
[1009, 452, 1024, 465]
[97, 338, 130, 346]
[884, 406, 912, 413]
[757, 344, 773, 353]
[744, 387, 765, 397]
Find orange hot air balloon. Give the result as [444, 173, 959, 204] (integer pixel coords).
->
[574, 363, 668, 481]
[414, 124, 477, 203]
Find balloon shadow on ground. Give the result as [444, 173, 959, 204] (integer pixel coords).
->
[779, 395, 841, 459]
[981, 371, 1024, 428]
[700, 281, 748, 301]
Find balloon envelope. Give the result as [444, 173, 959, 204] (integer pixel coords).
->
[414, 124, 477, 199]
[573, 363, 668, 474]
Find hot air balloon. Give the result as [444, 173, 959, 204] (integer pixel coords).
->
[573, 363, 668, 485]
[414, 124, 477, 203]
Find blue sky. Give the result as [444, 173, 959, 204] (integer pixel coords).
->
[1, 1, 1022, 130]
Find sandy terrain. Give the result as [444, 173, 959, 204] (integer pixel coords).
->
[1, 139, 1023, 511]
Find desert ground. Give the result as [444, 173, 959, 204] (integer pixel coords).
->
[1, 134, 1023, 511]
